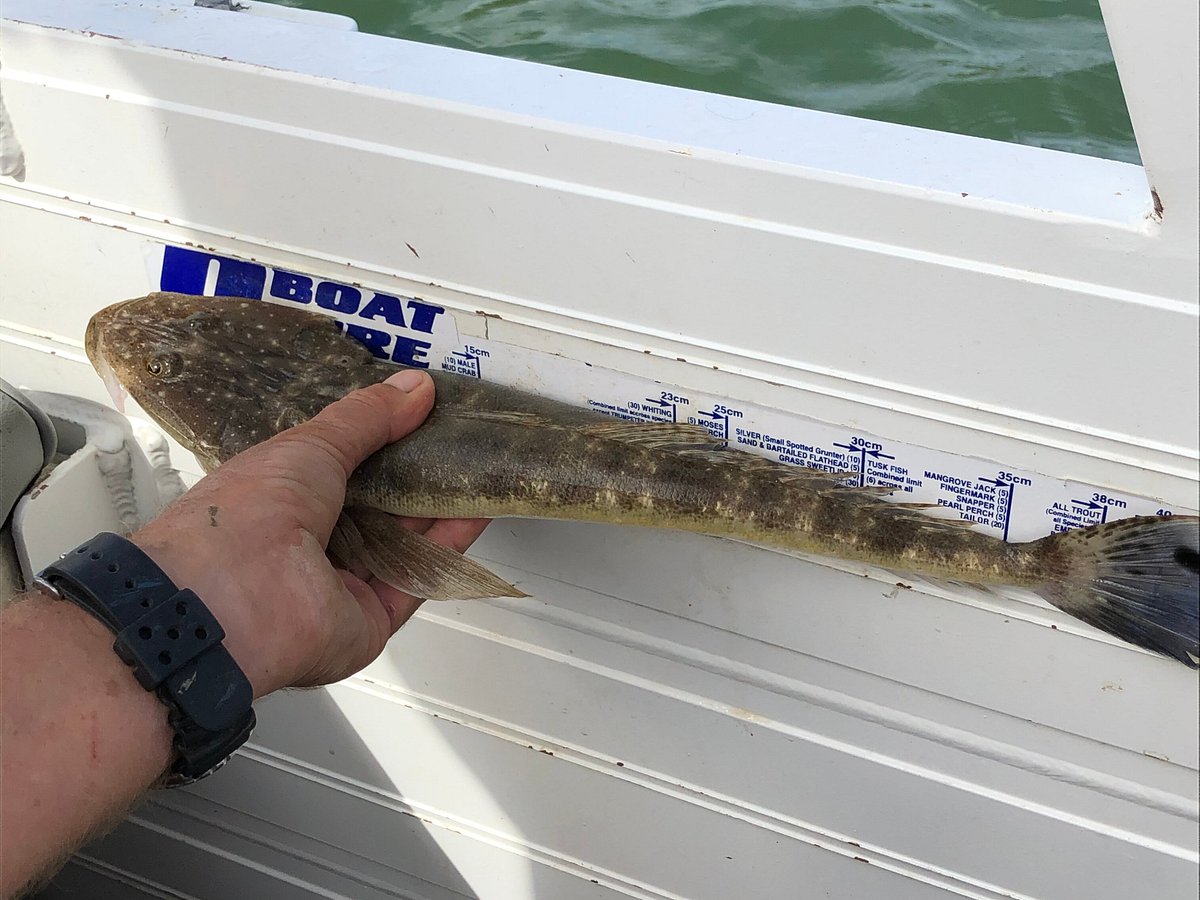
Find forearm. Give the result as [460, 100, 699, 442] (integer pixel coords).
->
[0, 369, 458, 895]
[0, 590, 174, 897]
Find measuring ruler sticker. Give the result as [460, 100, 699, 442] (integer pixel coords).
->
[437, 333, 1192, 543]
[146, 244, 1193, 539]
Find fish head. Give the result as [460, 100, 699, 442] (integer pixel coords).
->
[85, 292, 378, 466]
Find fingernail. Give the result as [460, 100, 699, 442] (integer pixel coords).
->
[385, 369, 427, 393]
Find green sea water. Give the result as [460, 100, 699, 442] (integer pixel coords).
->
[268, 0, 1139, 164]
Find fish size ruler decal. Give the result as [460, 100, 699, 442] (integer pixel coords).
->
[470, 341, 1194, 543]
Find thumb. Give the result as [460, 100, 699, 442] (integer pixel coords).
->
[283, 369, 435, 477]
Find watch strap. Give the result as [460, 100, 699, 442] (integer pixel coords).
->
[37, 532, 255, 784]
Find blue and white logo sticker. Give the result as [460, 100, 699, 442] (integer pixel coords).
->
[157, 245, 460, 368]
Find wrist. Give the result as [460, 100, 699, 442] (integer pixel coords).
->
[130, 523, 289, 698]
[21, 589, 176, 769]
[34, 532, 256, 785]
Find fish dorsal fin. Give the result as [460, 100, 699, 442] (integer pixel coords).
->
[669, 445, 854, 489]
[441, 409, 553, 428]
[916, 517, 978, 530]
[580, 420, 723, 449]
[332, 507, 527, 601]
[444, 408, 722, 450]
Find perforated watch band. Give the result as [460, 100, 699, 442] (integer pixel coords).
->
[36, 532, 255, 785]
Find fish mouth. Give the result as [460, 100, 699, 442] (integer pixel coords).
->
[86, 298, 138, 413]
[84, 295, 204, 452]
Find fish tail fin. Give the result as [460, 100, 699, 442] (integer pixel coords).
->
[1032, 515, 1199, 667]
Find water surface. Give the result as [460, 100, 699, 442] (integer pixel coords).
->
[270, 0, 1139, 163]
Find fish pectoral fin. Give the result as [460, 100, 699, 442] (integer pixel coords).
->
[329, 511, 363, 571]
[337, 507, 528, 601]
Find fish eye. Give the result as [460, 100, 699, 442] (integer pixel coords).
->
[146, 352, 183, 378]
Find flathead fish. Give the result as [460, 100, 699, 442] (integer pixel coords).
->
[86, 293, 1200, 668]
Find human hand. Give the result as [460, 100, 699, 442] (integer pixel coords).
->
[131, 369, 489, 697]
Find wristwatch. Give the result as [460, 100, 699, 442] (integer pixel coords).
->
[36, 532, 255, 786]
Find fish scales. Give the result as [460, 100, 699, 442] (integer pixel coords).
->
[351, 414, 1027, 584]
[85, 294, 1200, 668]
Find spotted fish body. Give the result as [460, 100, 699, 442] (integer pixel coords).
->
[349, 397, 1039, 586]
[86, 294, 1200, 668]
